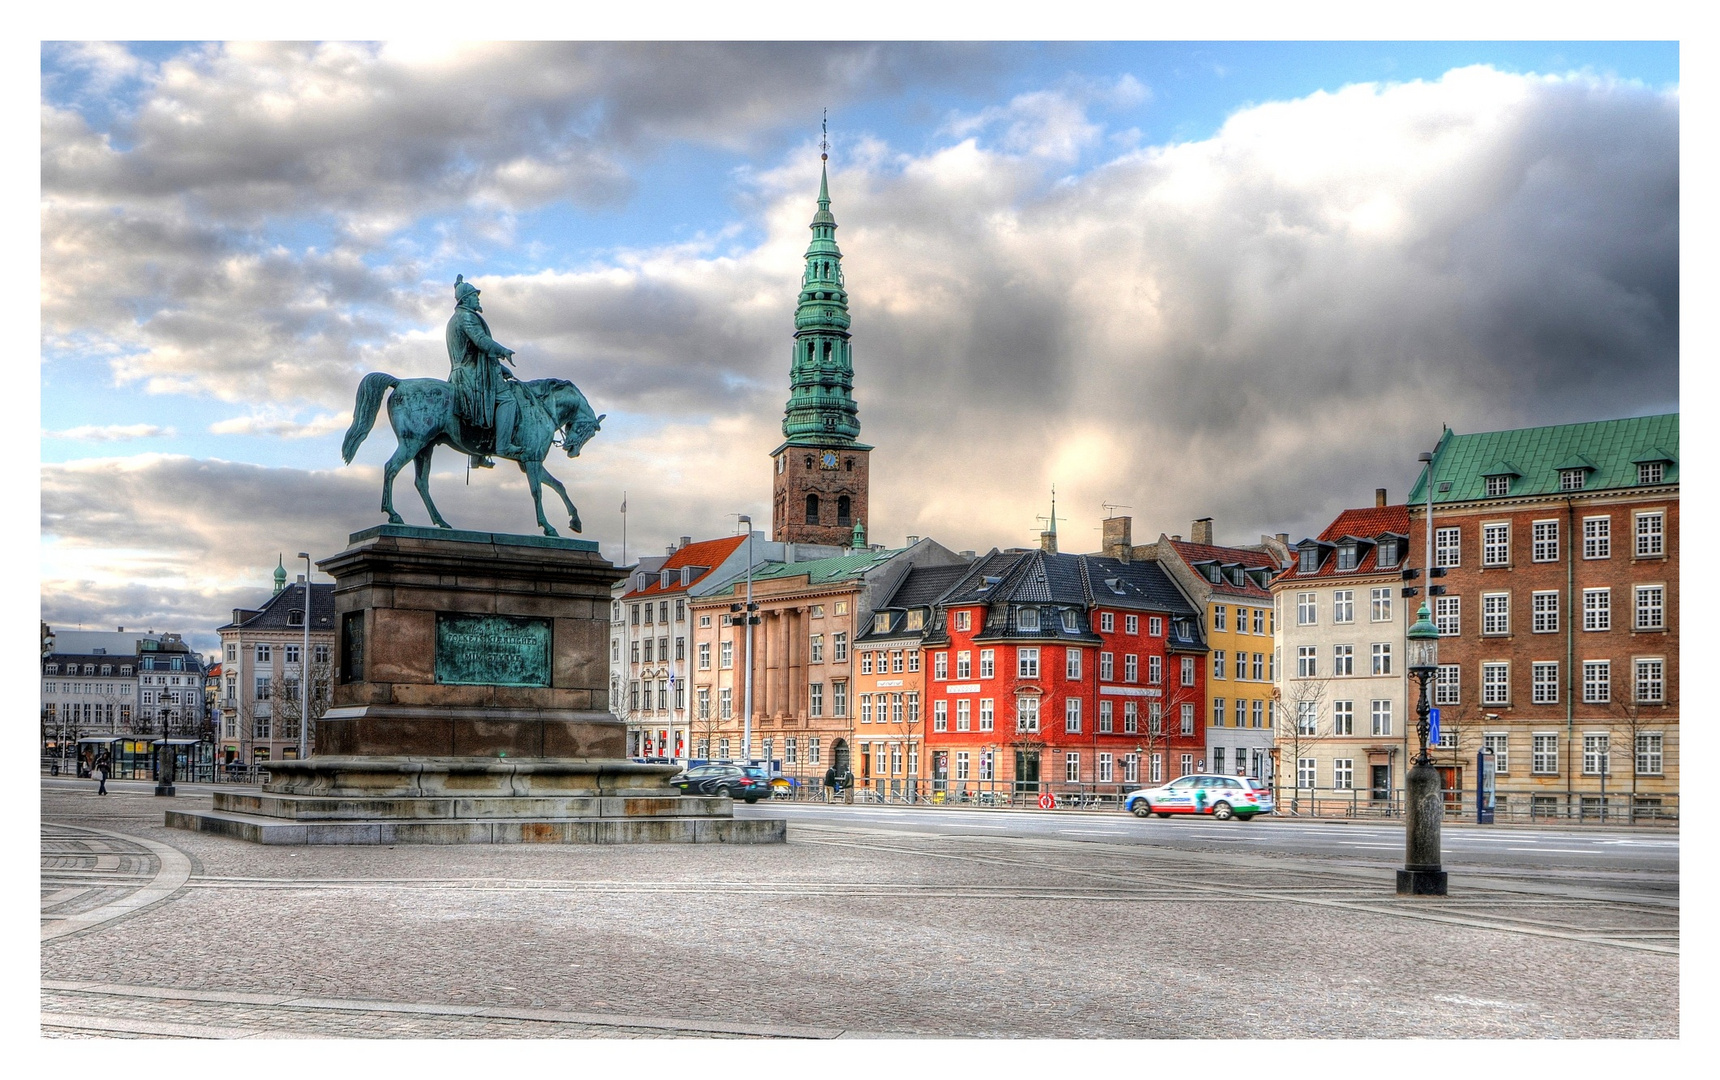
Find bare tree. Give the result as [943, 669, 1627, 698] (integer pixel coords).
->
[272, 654, 334, 755]
[1274, 678, 1331, 814]
[1606, 693, 1677, 823]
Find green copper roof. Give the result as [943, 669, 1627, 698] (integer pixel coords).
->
[1407, 413, 1679, 504]
[780, 160, 864, 447]
[747, 546, 904, 585]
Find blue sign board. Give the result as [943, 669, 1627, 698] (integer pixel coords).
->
[1429, 707, 1441, 746]
[1477, 748, 1497, 824]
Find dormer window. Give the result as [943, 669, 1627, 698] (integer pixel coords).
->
[1377, 539, 1399, 568]
[1061, 610, 1078, 632]
[906, 610, 925, 631]
[121, 666, 132, 676]
[1560, 469, 1585, 491]
[1336, 544, 1359, 571]
[1203, 564, 1221, 583]
[874, 613, 890, 633]
[1485, 475, 1510, 497]
[45, 664, 57, 675]
[288, 608, 305, 626]
[1018, 608, 1041, 631]
[101, 665, 113, 676]
[1299, 547, 1320, 573]
[635, 573, 647, 590]
[1230, 568, 1245, 587]
[1637, 461, 1663, 485]
[660, 570, 672, 589]
[681, 567, 693, 586]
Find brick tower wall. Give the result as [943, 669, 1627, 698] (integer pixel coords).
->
[772, 446, 871, 546]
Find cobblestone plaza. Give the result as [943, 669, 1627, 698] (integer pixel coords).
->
[41, 780, 1675, 1040]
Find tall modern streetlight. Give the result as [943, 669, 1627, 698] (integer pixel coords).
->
[298, 552, 313, 761]
[1399, 601, 1447, 895]
[736, 516, 756, 766]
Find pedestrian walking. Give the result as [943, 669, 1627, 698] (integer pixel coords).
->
[823, 765, 837, 803]
[94, 751, 110, 796]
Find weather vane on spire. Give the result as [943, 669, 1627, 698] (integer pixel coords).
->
[821, 107, 828, 161]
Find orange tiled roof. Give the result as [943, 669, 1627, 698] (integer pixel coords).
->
[1167, 539, 1277, 598]
[1277, 505, 1411, 583]
[621, 535, 748, 598]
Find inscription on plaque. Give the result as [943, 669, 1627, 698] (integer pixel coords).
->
[434, 613, 552, 687]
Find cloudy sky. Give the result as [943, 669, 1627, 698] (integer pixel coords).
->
[40, 41, 1679, 653]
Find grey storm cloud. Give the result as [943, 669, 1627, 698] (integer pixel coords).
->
[41, 58, 1679, 629]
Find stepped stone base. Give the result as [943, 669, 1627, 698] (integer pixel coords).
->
[166, 757, 785, 846]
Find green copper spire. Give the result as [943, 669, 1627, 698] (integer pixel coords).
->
[272, 554, 287, 595]
[781, 139, 864, 446]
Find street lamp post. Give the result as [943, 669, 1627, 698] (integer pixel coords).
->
[1399, 601, 1448, 895]
[736, 516, 756, 766]
[298, 552, 313, 761]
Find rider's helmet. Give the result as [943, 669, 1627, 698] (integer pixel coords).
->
[454, 274, 480, 306]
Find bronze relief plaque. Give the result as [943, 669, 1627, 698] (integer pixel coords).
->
[434, 613, 552, 687]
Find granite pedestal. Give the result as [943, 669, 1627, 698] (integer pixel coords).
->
[169, 525, 783, 845]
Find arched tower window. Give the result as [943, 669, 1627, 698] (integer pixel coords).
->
[806, 494, 820, 524]
[837, 495, 851, 526]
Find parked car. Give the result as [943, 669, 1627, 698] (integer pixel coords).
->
[1122, 775, 1273, 821]
[667, 763, 772, 803]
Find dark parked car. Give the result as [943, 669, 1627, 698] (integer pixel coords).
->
[668, 763, 772, 803]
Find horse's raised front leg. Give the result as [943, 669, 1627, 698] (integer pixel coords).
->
[521, 460, 557, 536]
[381, 443, 415, 525]
[536, 466, 583, 534]
[412, 446, 452, 529]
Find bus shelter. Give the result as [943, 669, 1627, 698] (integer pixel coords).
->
[152, 738, 212, 785]
[74, 736, 124, 778]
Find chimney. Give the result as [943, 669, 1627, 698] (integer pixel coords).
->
[1040, 529, 1058, 554]
[1170, 534, 1182, 542]
[1191, 517, 1213, 545]
[1375, 488, 1387, 508]
[959, 550, 976, 559]
[1102, 515, 1132, 560]
[680, 535, 692, 549]
[1276, 533, 1289, 545]
[116, 626, 123, 633]
[906, 535, 920, 545]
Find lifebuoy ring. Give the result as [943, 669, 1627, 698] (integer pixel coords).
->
[1037, 791, 1056, 810]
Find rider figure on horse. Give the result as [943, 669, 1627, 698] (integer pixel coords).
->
[446, 275, 520, 469]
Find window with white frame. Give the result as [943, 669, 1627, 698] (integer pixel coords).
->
[1336, 544, 1359, 571]
[860, 651, 873, 675]
[1018, 608, 1041, 631]
[1180, 753, 1194, 777]
[1532, 591, 1559, 633]
[1635, 586, 1664, 630]
[1636, 733, 1663, 776]
[955, 699, 970, 731]
[979, 650, 994, 678]
[1296, 701, 1318, 735]
[1560, 469, 1585, 491]
[1369, 588, 1392, 622]
[1180, 704, 1195, 735]
[956, 651, 971, 679]
[1065, 752, 1081, 783]
[1297, 593, 1317, 625]
[1532, 733, 1559, 774]
[1018, 648, 1039, 678]
[697, 687, 711, 720]
[255, 644, 271, 663]
[1435, 664, 1459, 705]
[1371, 643, 1392, 676]
[1099, 699, 1113, 733]
[1297, 646, 1317, 678]
[1212, 650, 1226, 680]
[1532, 520, 1559, 562]
[1637, 461, 1664, 485]
[1435, 527, 1461, 568]
[1333, 759, 1354, 790]
[1099, 611, 1114, 632]
[1066, 648, 1082, 680]
[1150, 616, 1164, 636]
[785, 737, 798, 766]
[1635, 658, 1663, 703]
[1150, 753, 1163, 783]
[1635, 512, 1664, 557]
[1148, 702, 1162, 735]
[1333, 590, 1354, 623]
[1299, 547, 1320, 573]
[1213, 698, 1225, 727]
[1486, 474, 1510, 497]
[979, 698, 994, 731]
[1213, 606, 1227, 631]
[809, 634, 824, 663]
[832, 633, 847, 662]
[720, 687, 732, 719]
[1484, 732, 1509, 773]
[1371, 699, 1393, 736]
[1482, 662, 1510, 705]
[1583, 661, 1610, 703]
[908, 649, 920, 672]
[900, 690, 912, 723]
[955, 751, 970, 781]
[1253, 609, 1265, 634]
[1584, 589, 1610, 631]
[809, 738, 820, 765]
[1297, 758, 1317, 789]
[1016, 696, 1039, 732]
[1125, 655, 1139, 682]
[1123, 753, 1139, 782]
[1096, 752, 1114, 782]
[1483, 523, 1510, 566]
[934, 652, 948, 680]
[720, 641, 733, 668]
[1252, 700, 1264, 728]
[1180, 657, 1195, 686]
[1532, 661, 1559, 704]
[1434, 595, 1459, 637]
[1483, 593, 1510, 635]
[1124, 701, 1138, 734]
[1583, 516, 1610, 559]
[1126, 615, 1139, 635]
[1332, 644, 1353, 676]
[1061, 610, 1079, 632]
[955, 610, 971, 631]
[1233, 652, 1246, 679]
[891, 650, 904, 673]
[1065, 697, 1081, 733]
[933, 700, 947, 731]
[1332, 700, 1353, 735]
[1101, 652, 1115, 680]
[1583, 733, 1610, 776]
[1148, 655, 1162, 684]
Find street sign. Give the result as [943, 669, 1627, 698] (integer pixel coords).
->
[1429, 707, 1441, 747]
[1037, 791, 1056, 810]
[1477, 748, 1497, 824]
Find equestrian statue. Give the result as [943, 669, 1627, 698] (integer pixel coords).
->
[341, 275, 605, 536]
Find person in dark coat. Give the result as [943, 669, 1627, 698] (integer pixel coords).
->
[94, 750, 110, 795]
[823, 765, 837, 802]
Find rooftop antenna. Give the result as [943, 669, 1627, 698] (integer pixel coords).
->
[1102, 501, 1133, 516]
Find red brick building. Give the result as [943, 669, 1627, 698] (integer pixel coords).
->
[922, 548, 1207, 799]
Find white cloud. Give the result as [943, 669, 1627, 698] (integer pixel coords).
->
[209, 412, 351, 439]
[44, 423, 177, 442]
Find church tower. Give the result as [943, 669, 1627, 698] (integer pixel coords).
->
[771, 137, 872, 545]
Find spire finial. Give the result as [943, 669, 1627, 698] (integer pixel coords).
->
[821, 107, 828, 161]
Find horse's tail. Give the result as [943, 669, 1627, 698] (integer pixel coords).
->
[342, 372, 399, 463]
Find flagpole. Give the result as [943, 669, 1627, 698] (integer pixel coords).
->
[621, 490, 627, 568]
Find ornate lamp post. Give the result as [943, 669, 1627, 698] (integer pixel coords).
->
[1399, 601, 1447, 895]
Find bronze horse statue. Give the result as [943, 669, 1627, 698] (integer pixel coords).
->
[341, 372, 604, 536]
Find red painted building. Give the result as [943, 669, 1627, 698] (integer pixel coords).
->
[922, 548, 1207, 798]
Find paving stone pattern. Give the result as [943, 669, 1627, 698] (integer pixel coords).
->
[42, 786, 1677, 1038]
